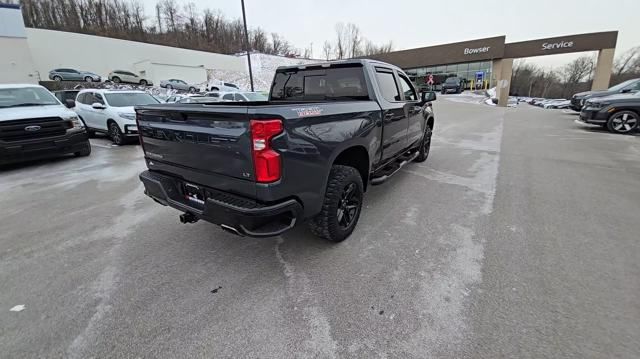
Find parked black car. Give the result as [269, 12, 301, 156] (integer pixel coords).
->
[136, 59, 437, 242]
[571, 78, 640, 111]
[579, 92, 640, 134]
[441, 77, 464, 94]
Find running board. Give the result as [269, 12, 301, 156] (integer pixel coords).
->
[370, 151, 419, 185]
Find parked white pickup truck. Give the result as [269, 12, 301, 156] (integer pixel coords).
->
[0, 84, 90, 165]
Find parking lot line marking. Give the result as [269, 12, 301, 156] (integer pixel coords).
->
[90, 143, 113, 149]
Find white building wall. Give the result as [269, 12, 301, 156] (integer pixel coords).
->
[25, 28, 246, 82]
[0, 6, 38, 84]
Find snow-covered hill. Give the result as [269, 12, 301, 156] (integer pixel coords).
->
[206, 53, 319, 91]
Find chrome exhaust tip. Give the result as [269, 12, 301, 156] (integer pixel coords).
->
[220, 224, 242, 236]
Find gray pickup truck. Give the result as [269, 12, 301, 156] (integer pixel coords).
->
[136, 59, 436, 242]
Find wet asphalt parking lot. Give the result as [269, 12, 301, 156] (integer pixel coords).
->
[1, 98, 639, 358]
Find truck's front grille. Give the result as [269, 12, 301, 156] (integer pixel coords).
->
[0, 117, 69, 142]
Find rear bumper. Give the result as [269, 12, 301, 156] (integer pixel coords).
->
[0, 131, 89, 165]
[139, 170, 303, 237]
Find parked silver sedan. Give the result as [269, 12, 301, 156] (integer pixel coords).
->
[49, 68, 101, 82]
[159, 79, 198, 93]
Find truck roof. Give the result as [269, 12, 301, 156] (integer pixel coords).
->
[275, 58, 403, 73]
[0, 84, 45, 89]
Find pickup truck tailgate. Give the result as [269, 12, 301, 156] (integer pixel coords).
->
[136, 106, 255, 183]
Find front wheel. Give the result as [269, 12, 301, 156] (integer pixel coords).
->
[189, 87, 197, 93]
[309, 165, 364, 242]
[140, 79, 147, 86]
[84, 76, 93, 82]
[109, 122, 127, 145]
[74, 142, 92, 157]
[607, 110, 638, 134]
[53, 75, 62, 81]
[112, 76, 121, 83]
[414, 126, 432, 163]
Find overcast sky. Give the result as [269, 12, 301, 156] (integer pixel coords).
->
[143, 0, 639, 69]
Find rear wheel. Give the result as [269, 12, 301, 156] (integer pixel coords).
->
[607, 111, 638, 134]
[109, 122, 127, 145]
[414, 126, 432, 163]
[309, 165, 363, 242]
[189, 87, 197, 93]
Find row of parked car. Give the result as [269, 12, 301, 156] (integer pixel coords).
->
[0, 83, 271, 167]
[524, 78, 640, 134]
[574, 78, 640, 134]
[48, 68, 240, 94]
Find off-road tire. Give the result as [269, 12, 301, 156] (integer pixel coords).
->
[74, 143, 92, 157]
[414, 126, 432, 163]
[309, 165, 364, 242]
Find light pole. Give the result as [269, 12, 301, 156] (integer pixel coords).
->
[241, 0, 254, 91]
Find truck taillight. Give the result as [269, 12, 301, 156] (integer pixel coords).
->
[250, 119, 283, 183]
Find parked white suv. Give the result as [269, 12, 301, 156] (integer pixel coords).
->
[72, 89, 159, 145]
[108, 70, 152, 86]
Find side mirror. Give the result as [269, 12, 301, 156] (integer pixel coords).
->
[92, 102, 106, 109]
[64, 99, 75, 108]
[421, 91, 437, 104]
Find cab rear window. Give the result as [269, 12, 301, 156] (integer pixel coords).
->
[270, 65, 369, 101]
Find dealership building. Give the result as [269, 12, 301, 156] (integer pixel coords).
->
[367, 31, 618, 106]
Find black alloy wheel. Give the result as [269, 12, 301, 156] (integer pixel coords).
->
[337, 182, 360, 229]
[414, 126, 432, 162]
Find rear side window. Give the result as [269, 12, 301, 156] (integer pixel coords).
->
[271, 66, 369, 101]
[375, 70, 400, 102]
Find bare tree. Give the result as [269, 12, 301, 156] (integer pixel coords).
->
[560, 56, 595, 98]
[614, 46, 640, 76]
[302, 42, 313, 59]
[322, 41, 333, 60]
[335, 22, 346, 59]
[346, 23, 361, 58]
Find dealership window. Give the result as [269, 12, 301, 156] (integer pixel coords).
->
[445, 64, 458, 73]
